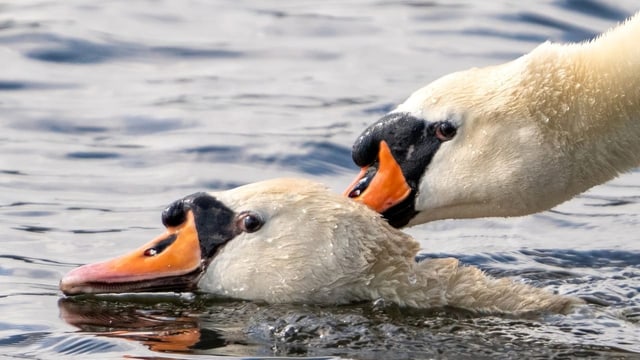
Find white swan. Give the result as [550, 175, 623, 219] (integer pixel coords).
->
[60, 178, 581, 314]
[345, 12, 640, 228]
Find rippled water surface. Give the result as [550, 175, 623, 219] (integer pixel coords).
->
[2, 1, 640, 359]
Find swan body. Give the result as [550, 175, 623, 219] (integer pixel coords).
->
[61, 178, 581, 315]
[345, 13, 640, 227]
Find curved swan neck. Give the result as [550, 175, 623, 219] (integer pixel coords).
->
[519, 15, 640, 190]
[523, 14, 640, 139]
[583, 13, 640, 84]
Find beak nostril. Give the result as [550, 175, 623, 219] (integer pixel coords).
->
[162, 200, 187, 228]
[144, 233, 178, 257]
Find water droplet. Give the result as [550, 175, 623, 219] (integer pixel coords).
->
[372, 298, 386, 309]
[537, 112, 550, 123]
[408, 273, 417, 285]
[364, 274, 373, 285]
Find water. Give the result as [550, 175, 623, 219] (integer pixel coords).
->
[1, 0, 640, 358]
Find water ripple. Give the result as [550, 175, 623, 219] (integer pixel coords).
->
[186, 141, 354, 175]
[24, 36, 118, 64]
[559, 0, 630, 20]
[150, 46, 243, 59]
[0, 80, 75, 91]
[65, 151, 121, 159]
[504, 12, 597, 41]
[0, 169, 26, 175]
[0, 331, 49, 347]
[521, 249, 640, 268]
[0, 32, 246, 64]
[0, 254, 71, 267]
[50, 335, 122, 355]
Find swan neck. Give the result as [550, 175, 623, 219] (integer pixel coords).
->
[521, 15, 640, 189]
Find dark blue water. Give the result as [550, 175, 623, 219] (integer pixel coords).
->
[1, 1, 639, 359]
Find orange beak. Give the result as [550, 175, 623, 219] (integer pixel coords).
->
[343, 140, 412, 213]
[60, 211, 204, 295]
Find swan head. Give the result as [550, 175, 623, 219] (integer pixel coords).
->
[59, 191, 237, 295]
[60, 178, 412, 300]
[345, 52, 573, 227]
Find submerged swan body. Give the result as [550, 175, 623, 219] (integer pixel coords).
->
[60, 178, 581, 314]
[345, 13, 640, 227]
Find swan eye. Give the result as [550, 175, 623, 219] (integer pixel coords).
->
[237, 211, 263, 233]
[347, 167, 376, 198]
[347, 177, 368, 198]
[435, 121, 457, 142]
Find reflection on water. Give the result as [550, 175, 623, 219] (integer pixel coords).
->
[58, 296, 217, 353]
[56, 290, 638, 359]
[2, 0, 640, 359]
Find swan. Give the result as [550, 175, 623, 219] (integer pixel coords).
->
[344, 12, 640, 228]
[60, 178, 581, 314]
